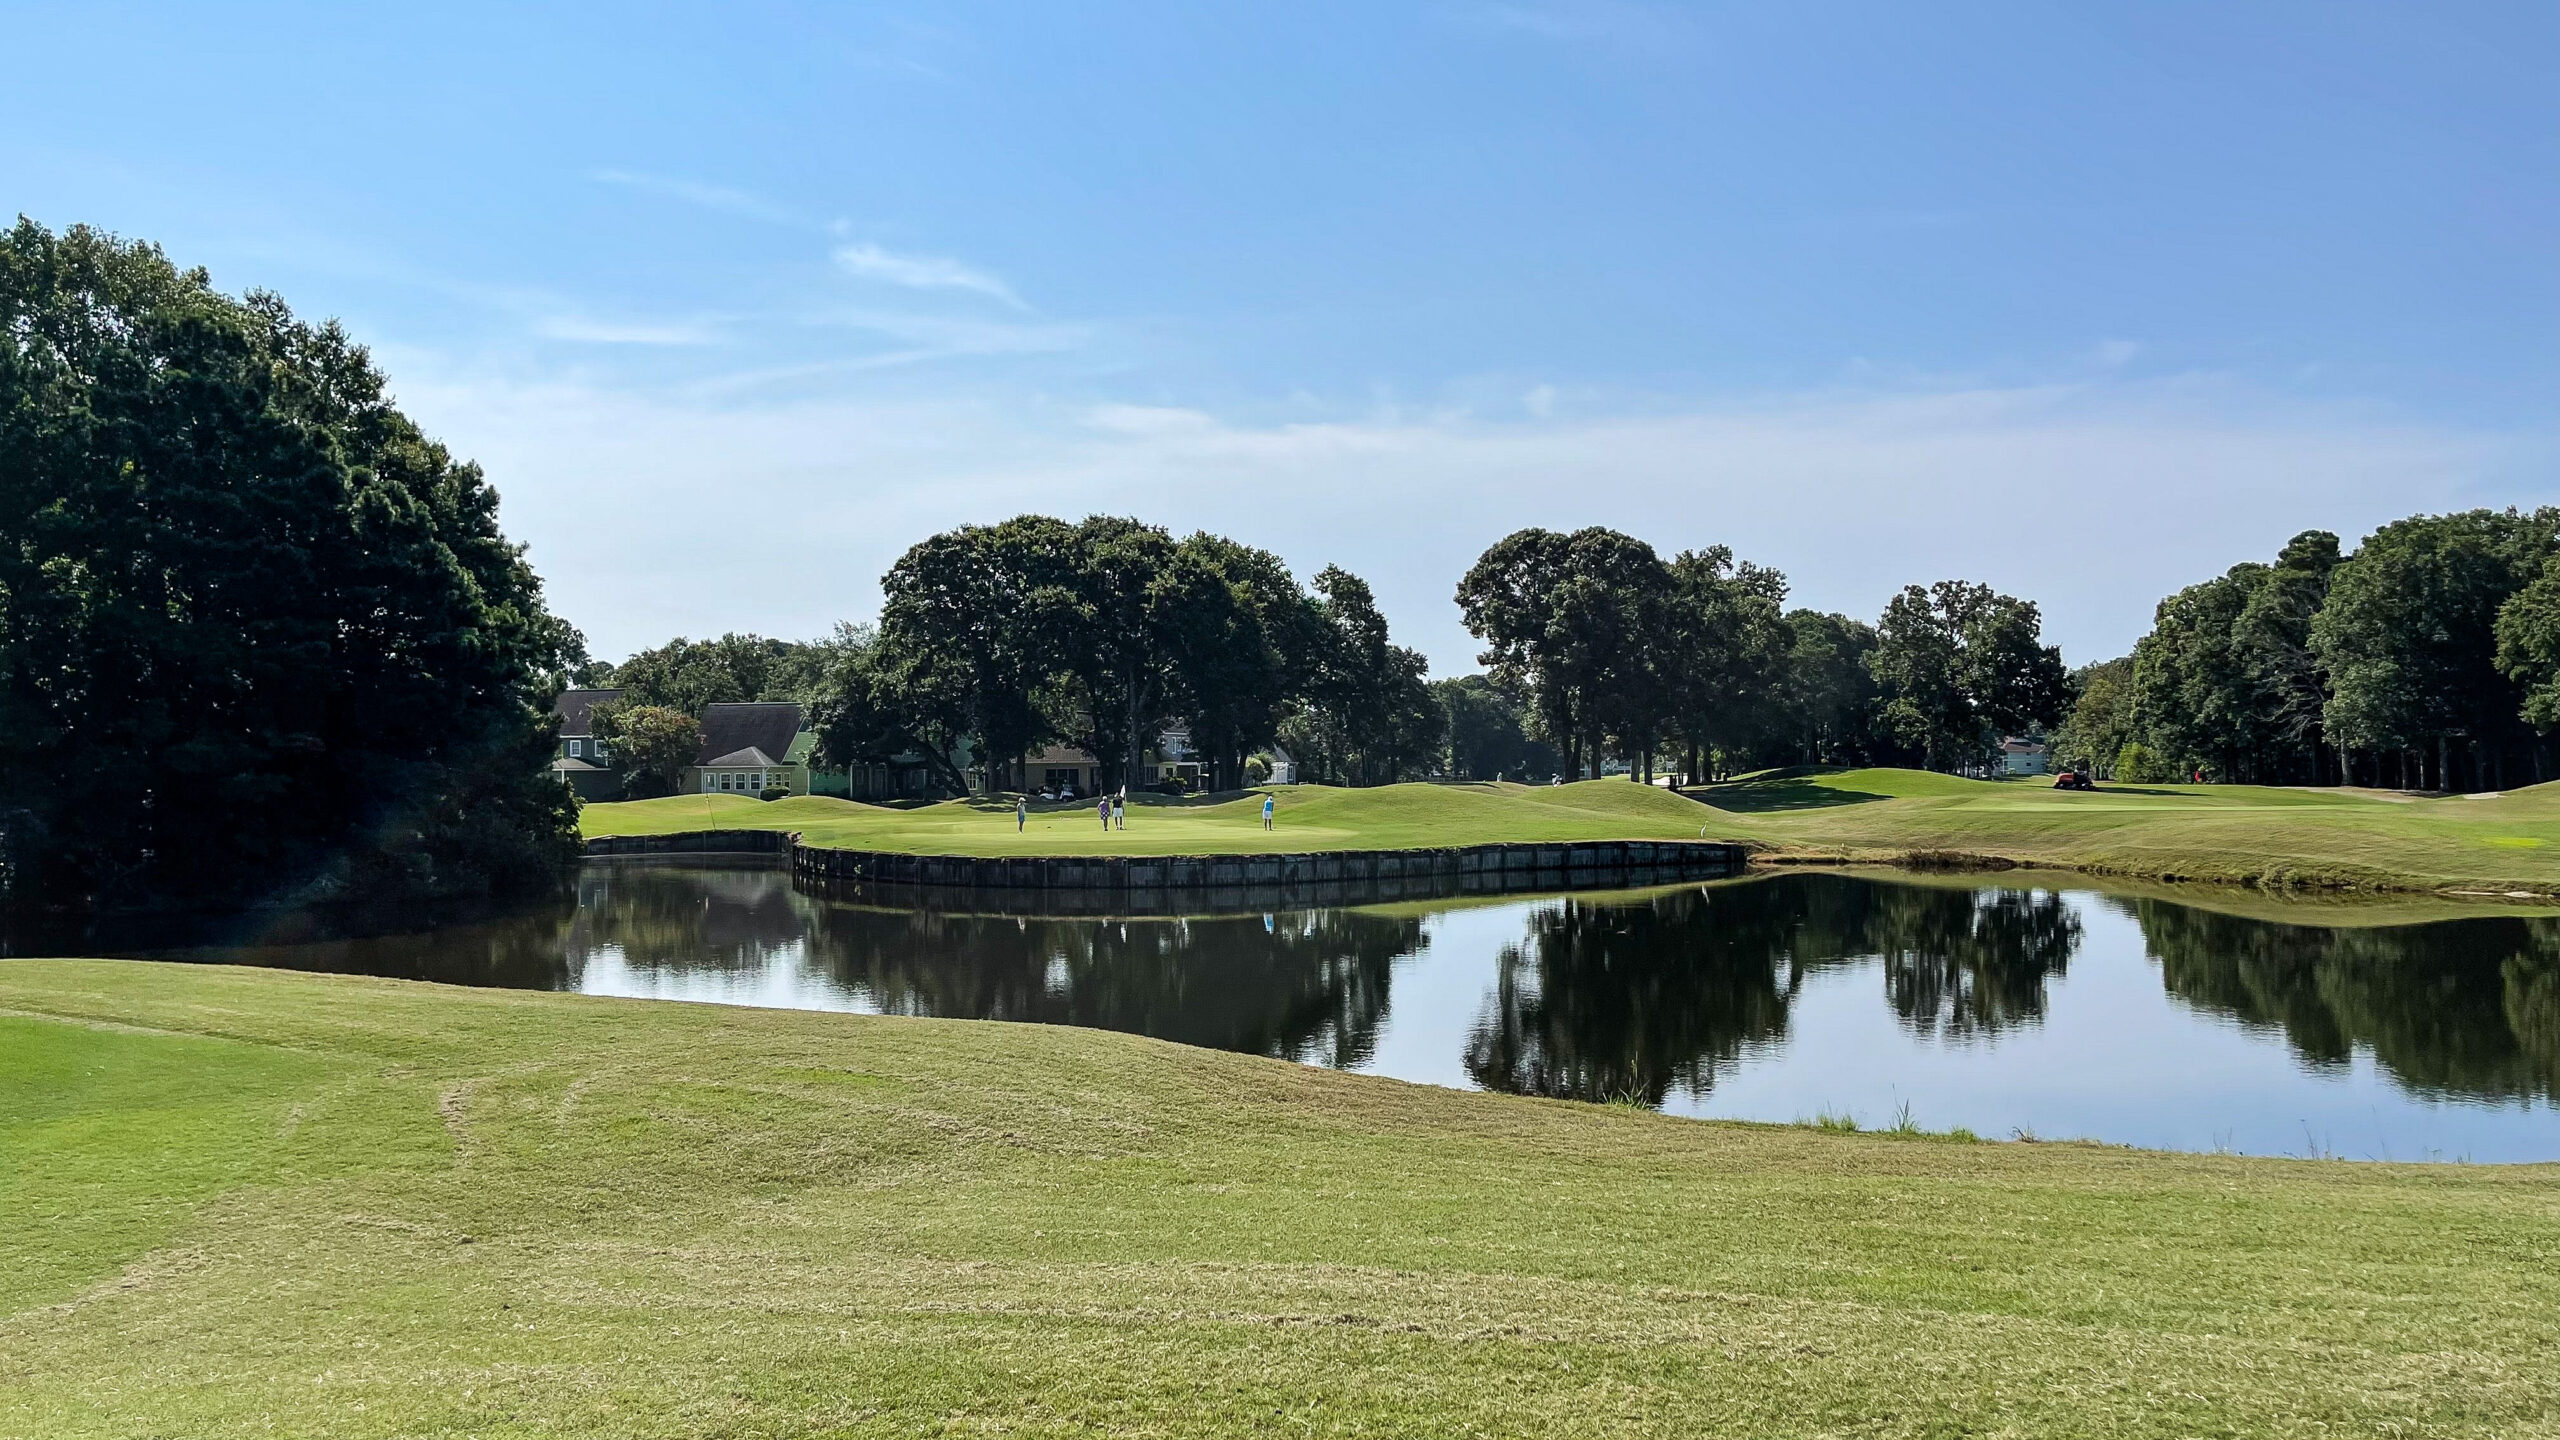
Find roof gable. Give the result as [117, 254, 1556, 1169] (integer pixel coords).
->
[695, 702, 802, 766]
[553, 687, 624, 737]
[702, 746, 779, 768]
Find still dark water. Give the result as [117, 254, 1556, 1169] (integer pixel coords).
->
[127, 864, 2560, 1161]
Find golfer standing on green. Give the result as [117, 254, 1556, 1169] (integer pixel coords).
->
[1261, 793, 1276, 831]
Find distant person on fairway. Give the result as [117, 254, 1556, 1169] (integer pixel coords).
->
[1016, 795, 1027, 832]
[1112, 791, 1126, 830]
[1098, 796, 1110, 831]
[1262, 793, 1276, 831]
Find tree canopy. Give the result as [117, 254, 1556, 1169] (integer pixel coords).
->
[1868, 582, 2068, 772]
[827, 515, 1433, 794]
[2085, 511, 2560, 791]
[0, 220, 582, 920]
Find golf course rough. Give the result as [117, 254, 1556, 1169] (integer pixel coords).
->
[3, 959, 2557, 1437]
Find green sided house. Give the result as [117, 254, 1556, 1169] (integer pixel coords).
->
[685, 702, 819, 796]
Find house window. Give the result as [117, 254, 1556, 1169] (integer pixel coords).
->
[568, 738, 584, 758]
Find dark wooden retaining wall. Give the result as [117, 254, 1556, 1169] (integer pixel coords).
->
[790, 837, 1738, 889]
[583, 829, 795, 858]
[583, 831, 1745, 909]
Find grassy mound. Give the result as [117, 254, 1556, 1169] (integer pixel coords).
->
[1698, 769, 2560, 894]
[2, 960, 2553, 1436]
[582, 779, 1719, 855]
[581, 770, 2560, 894]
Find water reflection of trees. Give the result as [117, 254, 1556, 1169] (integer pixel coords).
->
[798, 904, 1416, 1068]
[2128, 901, 2560, 1104]
[566, 865, 820, 975]
[552, 868, 1419, 1064]
[181, 903, 579, 988]
[1463, 878, 2081, 1106]
[1873, 887, 2081, 1038]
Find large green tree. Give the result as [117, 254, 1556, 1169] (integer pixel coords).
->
[2051, 657, 2134, 777]
[1764, 610, 1891, 769]
[1433, 674, 1557, 782]
[1160, 532, 1321, 792]
[1281, 567, 1441, 786]
[2312, 509, 2557, 790]
[1662, 547, 1790, 782]
[806, 623, 975, 796]
[874, 516, 1080, 794]
[588, 704, 702, 799]
[0, 221, 582, 919]
[2123, 531, 2342, 785]
[1867, 581, 2067, 772]
[2494, 554, 2560, 752]
[2128, 562, 2265, 781]
[1455, 527, 1670, 780]
[604, 632, 822, 713]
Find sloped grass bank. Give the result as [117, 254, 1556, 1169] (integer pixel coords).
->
[1699, 768, 2560, 897]
[3, 960, 2557, 1437]
[582, 779, 1718, 855]
[580, 773, 2560, 898]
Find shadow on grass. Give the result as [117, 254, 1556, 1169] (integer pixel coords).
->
[1686, 781, 1894, 814]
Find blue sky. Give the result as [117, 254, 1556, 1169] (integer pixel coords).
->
[6, 2, 2553, 670]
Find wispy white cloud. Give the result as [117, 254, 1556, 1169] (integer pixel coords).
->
[832, 242, 1026, 308]
[388, 361, 2547, 669]
[588, 168, 798, 225]
[531, 313, 726, 346]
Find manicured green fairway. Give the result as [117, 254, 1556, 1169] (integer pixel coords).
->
[579, 771, 2560, 896]
[3, 961, 2556, 1438]
[1706, 767, 2560, 895]
[581, 779, 1718, 854]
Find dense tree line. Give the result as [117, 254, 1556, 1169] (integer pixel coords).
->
[2059, 510, 2560, 790]
[792, 516, 1438, 794]
[1452, 526, 2065, 780]
[0, 222, 583, 923]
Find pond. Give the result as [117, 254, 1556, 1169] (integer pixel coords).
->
[111, 864, 2560, 1162]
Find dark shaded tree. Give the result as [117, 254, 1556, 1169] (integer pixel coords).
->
[807, 623, 974, 796]
[2495, 553, 2560, 757]
[1433, 675, 1559, 781]
[0, 220, 582, 921]
[1763, 610, 1893, 768]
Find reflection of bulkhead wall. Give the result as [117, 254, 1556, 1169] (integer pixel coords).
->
[840, 838, 1734, 890]
[581, 831, 1747, 898]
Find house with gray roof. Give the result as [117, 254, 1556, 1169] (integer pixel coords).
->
[686, 702, 818, 797]
[550, 687, 625, 800]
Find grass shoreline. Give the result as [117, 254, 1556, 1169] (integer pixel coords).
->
[4, 959, 2556, 1436]
[581, 769, 2560, 903]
